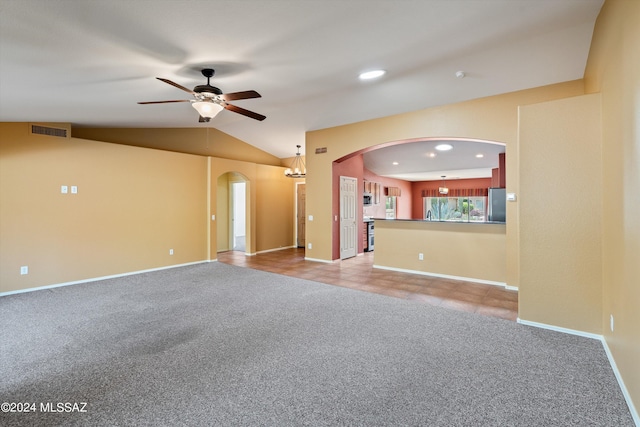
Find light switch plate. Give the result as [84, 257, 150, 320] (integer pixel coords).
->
[507, 193, 517, 201]
[61, 185, 68, 194]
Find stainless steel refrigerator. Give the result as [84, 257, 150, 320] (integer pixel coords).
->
[488, 188, 506, 222]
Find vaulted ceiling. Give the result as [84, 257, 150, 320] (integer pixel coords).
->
[0, 0, 603, 159]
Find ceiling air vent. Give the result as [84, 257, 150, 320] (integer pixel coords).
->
[30, 124, 68, 138]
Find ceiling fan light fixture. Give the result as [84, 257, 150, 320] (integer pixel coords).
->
[192, 101, 223, 118]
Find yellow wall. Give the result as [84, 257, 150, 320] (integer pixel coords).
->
[518, 94, 603, 333]
[585, 0, 640, 414]
[73, 127, 282, 166]
[256, 164, 297, 251]
[374, 221, 506, 284]
[305, 80, 585, 289]
[0, 123, 208, 292]
[209, 157, 297, 257]
[0, 123, 298, 292]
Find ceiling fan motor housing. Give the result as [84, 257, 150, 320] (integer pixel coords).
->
[193, 85, 223, 95]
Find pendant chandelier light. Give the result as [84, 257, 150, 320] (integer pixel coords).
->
[284, 145, 306, 178]
[439, 175, 449, 194]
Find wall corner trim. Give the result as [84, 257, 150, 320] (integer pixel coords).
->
[602, 339, 640, 426]
[518, 318, 639, 425]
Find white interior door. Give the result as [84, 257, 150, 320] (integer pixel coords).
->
[340, 176, 357, 259]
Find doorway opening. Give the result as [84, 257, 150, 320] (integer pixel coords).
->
[216, 172, 249, 254]
[296, 182, 306, 248]
[231, 181, 246, 252]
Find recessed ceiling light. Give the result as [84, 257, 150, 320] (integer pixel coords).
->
[476, 154, 484, 158]
[359, 70, 386, 80]
[392, 161, 399, 165]
[435, 144, 453, 151]
[427, 152, 437, 158]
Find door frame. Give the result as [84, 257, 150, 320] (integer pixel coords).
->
[340, 176, 358, 259]
[229, 179, 247, 252]
[295, 182, 306, 248]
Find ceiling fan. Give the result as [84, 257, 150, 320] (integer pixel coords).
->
[138, 68, 266, 122]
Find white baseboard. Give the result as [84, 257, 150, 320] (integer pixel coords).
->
[373, 264, 508, 288]
[0, 260, 210, 297]
[516, 318, 602, 340]
[602, 339, 640, 426]
[304, 257, 334, 264]
[518, 318, 639, 425]
[256, 246, 296, 255]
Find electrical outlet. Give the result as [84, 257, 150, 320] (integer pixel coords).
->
[308, 215, 314, 221]
[20, 266, 28, 275]
[610, 314, 614, 332]
[418, 253, 424, 261]
[308, 243, 312, 249]
[169, 249, 174, 255]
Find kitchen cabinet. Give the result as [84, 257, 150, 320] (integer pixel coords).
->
[363, 181, 381, 205]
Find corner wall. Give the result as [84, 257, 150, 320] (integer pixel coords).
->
[306, 80, 585, 289]
[0, 123, 208, 293]
[585, 0, 640, 416]
[1, 123, 298, 293]
[518, 94, 603, 333]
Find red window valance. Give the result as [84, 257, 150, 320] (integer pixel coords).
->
[421, 188, 489, 197]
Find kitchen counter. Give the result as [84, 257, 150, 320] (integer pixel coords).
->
[373, 219, 506, 285]
[371, 218, 505, 225]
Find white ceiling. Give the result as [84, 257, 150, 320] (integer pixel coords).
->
[0, 0, 603, 159]
[363, 139, 505, 181]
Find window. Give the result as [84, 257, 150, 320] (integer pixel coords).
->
[424, 196, 487, 222]
[385, 196, 396, 219]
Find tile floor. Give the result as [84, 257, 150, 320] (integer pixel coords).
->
[217, 248, 518, 321]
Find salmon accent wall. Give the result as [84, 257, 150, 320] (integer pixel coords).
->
[362, 168, 412, 220]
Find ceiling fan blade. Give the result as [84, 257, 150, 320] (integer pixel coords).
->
[224, 103, 266, 121]
[221, 90, 261, 101]
[156, 77, 196, 95]
[137, 100, 191, 104]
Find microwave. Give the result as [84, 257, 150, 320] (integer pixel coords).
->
[363, 193, 372, 206]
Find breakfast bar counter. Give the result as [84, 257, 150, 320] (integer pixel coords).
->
[372, 219, 506, 286]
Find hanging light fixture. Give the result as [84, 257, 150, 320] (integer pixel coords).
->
[284, 145, 306, 178]
[439, 175, 449, 194]
[192, 101, 223, 119]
